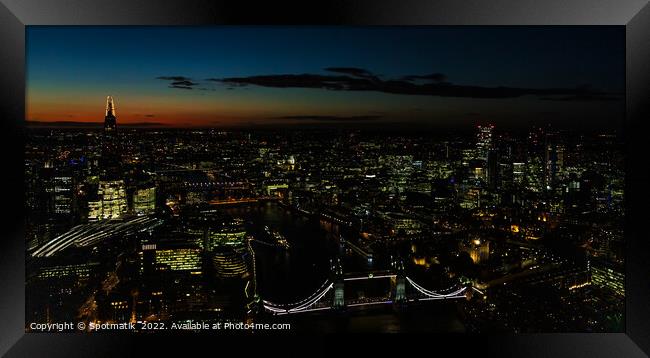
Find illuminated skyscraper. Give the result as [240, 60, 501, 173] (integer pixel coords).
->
[544, 131, 565, 189]
[526, 127, 546, 192]
[207, 219, 247, 251]
[476, 124, 494, 160]
[104, 95, 117, 133]
[512, 162, 525, 185]
[101, 96, 120, 177]
[212, 247, 250, 279]
[88, 179, 128, 220]
[590, 259, 624, 296]
[154, 248, 202, 272]
[42, 166, 74, 216]
[133, 186, 156, 216]
[85, 96, 128, 221]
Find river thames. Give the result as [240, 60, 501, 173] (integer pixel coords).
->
[223, 202, 466, 333]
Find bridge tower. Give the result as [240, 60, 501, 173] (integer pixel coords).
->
[391, 256, 407, 308]
[337, 235, 346, 256]
[330, 257, 345, 310]
[246, 238, 262, 316]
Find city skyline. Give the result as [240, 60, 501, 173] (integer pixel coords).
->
[27, 26, 624, 129]
[25, 26, 626, 334]
[25, 105, 626, 331]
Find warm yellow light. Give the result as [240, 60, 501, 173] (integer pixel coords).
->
[510, 224, 520, 233]
[413, 257, 426, 266]
[568, 282, 590, 290]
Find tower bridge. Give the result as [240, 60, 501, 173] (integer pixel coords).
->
[260, 257, 479, 316]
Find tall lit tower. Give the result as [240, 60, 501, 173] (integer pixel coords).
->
[476, 124, 494, 160]
[101, 96, 120, 176]
[544, 130, 565, 189]
[104, 96, 117, 133]
[331, 257, 345, 310]
[89, 96, 127, 221]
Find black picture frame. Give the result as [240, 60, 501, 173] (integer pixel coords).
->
[1, 1, 649, 357]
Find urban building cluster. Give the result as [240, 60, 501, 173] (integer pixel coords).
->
[25, 97, 625, 332]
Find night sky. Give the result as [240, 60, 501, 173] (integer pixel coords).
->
[26, 26, 625, 129]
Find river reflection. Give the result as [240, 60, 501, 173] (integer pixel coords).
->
[222, 202, 339, 303]
[221, 202, 466, 332]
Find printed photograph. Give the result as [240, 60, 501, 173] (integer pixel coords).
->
[25, 26, 625, 333]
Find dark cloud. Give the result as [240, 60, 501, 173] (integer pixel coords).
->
[156, 76, 191, 81]
[145, 114, 155, 117]
[208, 68, 614, 99]
[402, 73, 447, 82]
[324, 67, 380, 81]
[274, 115, 382, 122]
[157, 76, 199, 90]
[209, 74, 352, 90]
[540, 94, 623, 102]
[206, 79, 245, 85]
[169, 85, 194, 90]
[171, 80, 198, 87]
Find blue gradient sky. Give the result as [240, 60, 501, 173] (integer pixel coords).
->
[26, 26, 625, 128]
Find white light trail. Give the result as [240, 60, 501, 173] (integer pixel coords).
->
[347, 300, 393, 307]
[32, 216, 161, 257]
[263, 280, 332, 308]
[406, 277, 467, 298]
[343, 274, 396, 281]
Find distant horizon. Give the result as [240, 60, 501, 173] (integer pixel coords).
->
[24, 120, 624, 137]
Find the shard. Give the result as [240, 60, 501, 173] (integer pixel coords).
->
[104, 95, 117, 133]
[101, 95, 120, 178]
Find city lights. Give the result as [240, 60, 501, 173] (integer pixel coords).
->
[25, 26, 625, 333]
